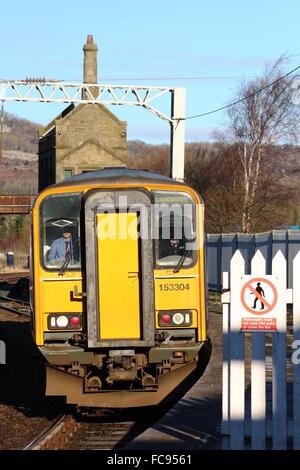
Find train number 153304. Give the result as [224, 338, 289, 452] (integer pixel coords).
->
[159, 283, 190, 291]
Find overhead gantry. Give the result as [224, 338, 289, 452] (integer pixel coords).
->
[0, 80, 186, 181]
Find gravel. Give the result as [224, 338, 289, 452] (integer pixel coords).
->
[0, 306, 65, 449]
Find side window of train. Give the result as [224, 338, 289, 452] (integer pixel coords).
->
[40, 193, 82, 270]
[153, 191, 197, 269]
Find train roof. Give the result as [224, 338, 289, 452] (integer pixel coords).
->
[52, 167, 186, 188]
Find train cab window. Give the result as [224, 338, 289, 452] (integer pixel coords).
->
[40, 193, 82, 271]
[153, 191, 197, 269]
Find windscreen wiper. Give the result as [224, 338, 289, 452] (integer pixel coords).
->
[58, 239, 79, 276]
[173, 250, 191, 274]
[58, 251, 72, 276]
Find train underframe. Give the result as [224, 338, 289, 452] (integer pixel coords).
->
[39, 336, 207, 408]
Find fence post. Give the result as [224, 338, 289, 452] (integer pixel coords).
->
[222, 271, 229, 436]
[250, 250, 266, 449]
[293, 251, 300, 449]
[229, 250, 245, 449]
[272, 250, 287, 449]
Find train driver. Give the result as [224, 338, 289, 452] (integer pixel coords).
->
[47, 228, 74, 265]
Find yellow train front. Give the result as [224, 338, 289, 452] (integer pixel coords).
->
[31, 168, 208, 408]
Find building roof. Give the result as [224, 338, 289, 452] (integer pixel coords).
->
[39, 104, 75, 138]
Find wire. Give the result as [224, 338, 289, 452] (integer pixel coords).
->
[48, 75, 254, 83]
[99, 75, 254, 81]
[184, 64, 300, 120]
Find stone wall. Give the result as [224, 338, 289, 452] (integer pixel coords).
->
[38, 103, 127, 189]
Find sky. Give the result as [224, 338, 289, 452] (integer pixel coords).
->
[1, 0, 300, 144]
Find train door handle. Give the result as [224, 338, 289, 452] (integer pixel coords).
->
[128, 272, 139, 278]
[73, 285, 86, 297]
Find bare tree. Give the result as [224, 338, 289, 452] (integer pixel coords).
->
[185, 143, 245, 232]
[127, 142, 169, 175]
[227, 57, 299, 232]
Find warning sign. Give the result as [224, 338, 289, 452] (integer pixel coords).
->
[239, 276, 280, 332]
[241, 317, 277, 331]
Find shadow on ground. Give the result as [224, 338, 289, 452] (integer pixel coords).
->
[125, 394, 222, 450]
[0, 318, 213, 426]
[0, 320, 65, 418]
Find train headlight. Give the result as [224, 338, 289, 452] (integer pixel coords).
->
[56, 315, 69, 328]
[158, 310, 192, 327]
[172, 312, 185, 325]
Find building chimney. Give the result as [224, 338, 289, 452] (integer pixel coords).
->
[82, 35, 98, 99]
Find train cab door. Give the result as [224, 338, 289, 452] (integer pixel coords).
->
[84, 189, 155, 348]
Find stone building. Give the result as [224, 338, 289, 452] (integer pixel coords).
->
[38, 36, 127, 191]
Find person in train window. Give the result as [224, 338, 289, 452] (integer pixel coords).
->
[169, 238, 185, 255]
[47, 228, 73, 264]
[159, 237, 186, 259]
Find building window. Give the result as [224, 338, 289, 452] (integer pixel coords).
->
[64, 169, 73, 179]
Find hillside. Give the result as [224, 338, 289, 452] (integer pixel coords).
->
[0, 112, 39, 193]
[1, 112, 40, 154]
[0, 113, 172, 193]
[0, 112, 299, 204]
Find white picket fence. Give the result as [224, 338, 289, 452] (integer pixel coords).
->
[221, 249, 300, 449]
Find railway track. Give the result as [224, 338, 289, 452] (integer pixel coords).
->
[23, 411, 156, 450]
[65, 418, 143, 450]
[24, 415, 79, 450]
[0, 272, 28, 283]
[0, 295, 31, 317]
[0, 273, 30, 316]
[21, 348, 211, 450]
